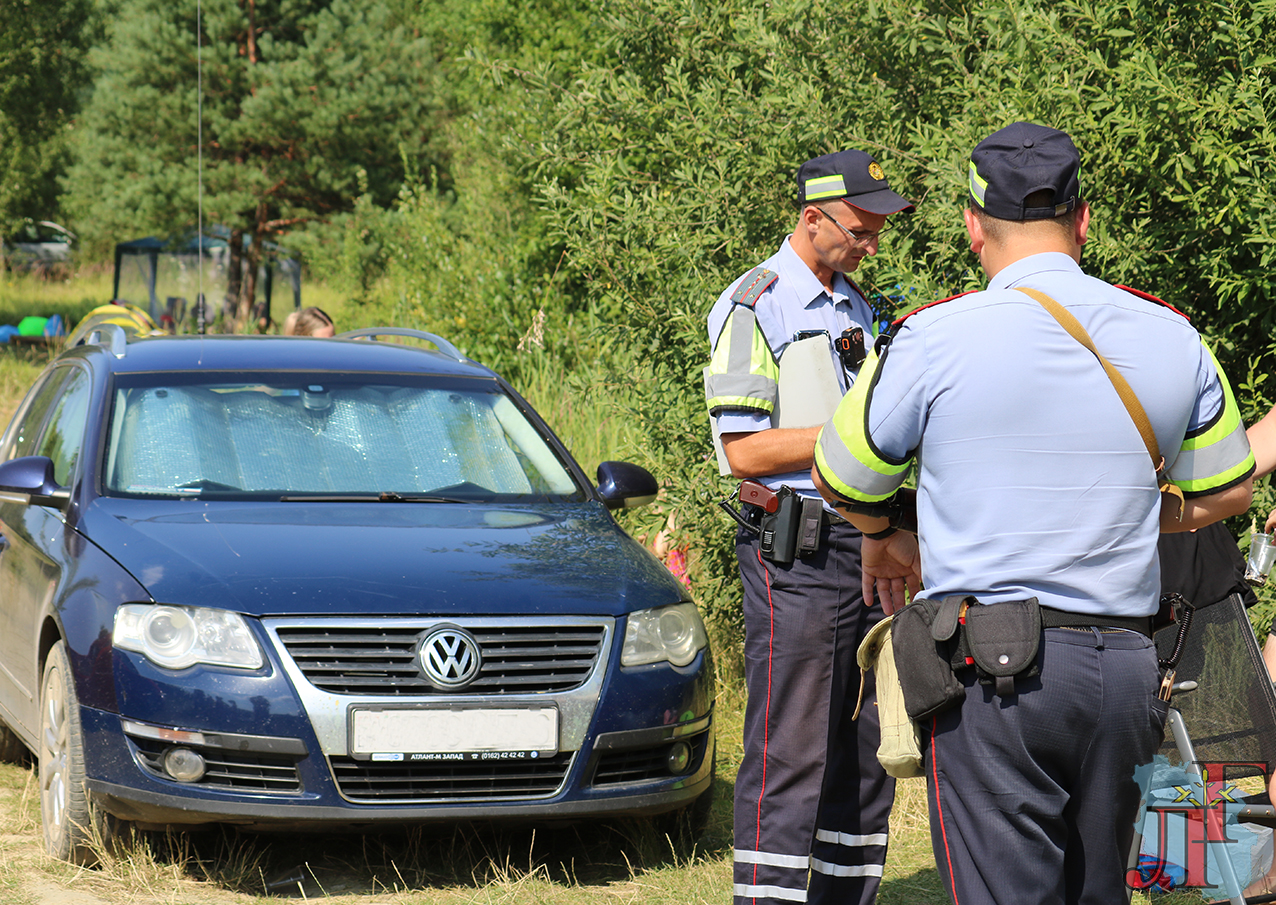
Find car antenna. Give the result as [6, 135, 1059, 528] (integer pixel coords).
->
[196, 0, 205, 336]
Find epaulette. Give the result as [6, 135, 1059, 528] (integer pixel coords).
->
[1115, 285, 1190, 321]
[890, 291, 976, 329]
[729, 267, 779, 309]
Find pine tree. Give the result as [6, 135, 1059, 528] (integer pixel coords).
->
[66, 0, 433, 327]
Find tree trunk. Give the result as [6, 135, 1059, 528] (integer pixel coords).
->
[227, 227, 244, 324]
[236, 202, 268, 331]
[241, 0, 258, 63]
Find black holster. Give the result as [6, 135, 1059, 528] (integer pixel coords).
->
[758, 488, 824, 564]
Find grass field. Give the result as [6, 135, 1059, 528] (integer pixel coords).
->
[0, 267, 1223, 903]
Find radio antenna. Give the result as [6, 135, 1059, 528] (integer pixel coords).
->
[196, 0, 206, 335]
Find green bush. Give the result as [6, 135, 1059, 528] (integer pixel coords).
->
[378, 0, 1276, 666]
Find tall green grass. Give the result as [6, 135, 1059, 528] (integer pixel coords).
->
[0, 266, 115, 329]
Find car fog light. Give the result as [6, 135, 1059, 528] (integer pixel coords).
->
[666, 740, 692, 775]
[163, 747, 207, 783]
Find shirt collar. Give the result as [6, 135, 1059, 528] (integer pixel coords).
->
[777, 237, 857, 309]
[988, 251, 1083, 291]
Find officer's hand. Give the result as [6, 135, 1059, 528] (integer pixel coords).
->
[862, 532, 921, 615]
[1266, 508, 1276, 535]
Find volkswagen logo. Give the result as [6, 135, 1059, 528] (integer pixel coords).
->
[420, 626, 481, 689]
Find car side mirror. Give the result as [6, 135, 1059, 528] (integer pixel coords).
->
[596, 461, 658, 510]
[0, 456, 70, 509]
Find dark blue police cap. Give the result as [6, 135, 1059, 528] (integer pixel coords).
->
[797, 150, 914, 215]
[968, 122, 1082, 220]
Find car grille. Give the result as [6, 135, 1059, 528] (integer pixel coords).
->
[128, 736, 303, 793]
[329, 752, 574, 802]
[592, 731, 712, 787]
[274, 623, 607, 695]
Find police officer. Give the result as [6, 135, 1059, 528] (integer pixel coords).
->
[705, 149, 913, 905]
[812, 122, 1254, 904]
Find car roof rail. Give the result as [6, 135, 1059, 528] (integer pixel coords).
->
[83, 323, 129, 358]
[336, 328, 469, 363]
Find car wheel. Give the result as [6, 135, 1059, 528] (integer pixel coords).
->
[39, 641, 96, 864]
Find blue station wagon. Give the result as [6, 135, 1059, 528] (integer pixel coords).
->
[0, 325, 714, 862]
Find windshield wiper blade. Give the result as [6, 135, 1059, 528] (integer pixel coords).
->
[278, 492, 469, 503]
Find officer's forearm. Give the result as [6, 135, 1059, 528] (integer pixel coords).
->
[721, 427, 822, 478]
[1159, 479, 1253, 533]
[810, 467, 892, 533]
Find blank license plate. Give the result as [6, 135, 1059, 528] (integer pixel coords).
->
[350, 707, 558, 758]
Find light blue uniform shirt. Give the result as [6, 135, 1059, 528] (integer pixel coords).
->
[864, 252, 1240, 616]
[707, 237, 876, 498]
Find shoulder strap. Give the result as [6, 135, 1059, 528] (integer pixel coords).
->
[1013, 286, 1185, 518]
[730, 267, 778, 309]
[890, 290, 977, 330]
[1115, 285, 1190, 321]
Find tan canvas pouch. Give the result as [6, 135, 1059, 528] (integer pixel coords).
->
[855, 616, 924, 779]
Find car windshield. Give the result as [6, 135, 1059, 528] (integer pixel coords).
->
[102, 372, 585, 502]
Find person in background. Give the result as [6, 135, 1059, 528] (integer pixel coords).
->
[283, 307, 335, 337]
[1240, 408, 1276, 675]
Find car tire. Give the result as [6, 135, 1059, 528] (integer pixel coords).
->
[39, 640, 97, 865]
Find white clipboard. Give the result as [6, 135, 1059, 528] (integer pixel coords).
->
[707, 335, 844, 476]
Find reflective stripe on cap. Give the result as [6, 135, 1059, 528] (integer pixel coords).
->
[968, 162, 988, 206]
[805, 174, 847, 200]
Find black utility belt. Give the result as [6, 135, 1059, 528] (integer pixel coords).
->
[1040, 607, 1153, 637]
[889, 596, 1150, 721]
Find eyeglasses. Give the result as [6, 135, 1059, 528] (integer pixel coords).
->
[815, 207, 893, 246]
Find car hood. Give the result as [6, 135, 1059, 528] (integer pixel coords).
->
[79, 499, 685, 617]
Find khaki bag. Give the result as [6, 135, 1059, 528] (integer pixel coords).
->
[854, 616, 924, 779]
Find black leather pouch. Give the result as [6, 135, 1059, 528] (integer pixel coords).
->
[963, 597, 1042, 697]
[891, 596, 967, 721]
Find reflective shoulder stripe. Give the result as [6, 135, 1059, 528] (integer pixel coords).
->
[729, 266, 778, 309]
[1168, 342, 1256, 494]
[705, 305, 779, 415]
[1115, 285, 1190, 321]
[889, 290, 976, 330]
[814, 345, 910, 502]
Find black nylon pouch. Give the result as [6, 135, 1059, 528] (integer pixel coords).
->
[963, 597, 1042, 697]
[891, 596, 967, 721]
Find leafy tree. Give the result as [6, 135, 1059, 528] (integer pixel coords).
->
[0, 0, 96, 248]
[375, 0, 610, 380]
[65, 0, 433, 325]
[382, 0, 1276, 665]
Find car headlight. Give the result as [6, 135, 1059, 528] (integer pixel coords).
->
[113, 604, 264, 670]
[621, 602, 708, 667]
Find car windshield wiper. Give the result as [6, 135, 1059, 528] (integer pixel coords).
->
[278, 491, 471, 503]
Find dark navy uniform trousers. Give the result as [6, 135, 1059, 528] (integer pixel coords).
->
[925, 626, 1168, 905]
[734, 520, 893, 905]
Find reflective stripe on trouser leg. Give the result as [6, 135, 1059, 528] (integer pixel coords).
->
[733, 523, 891, 905]
[808, 567, 892, 905]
